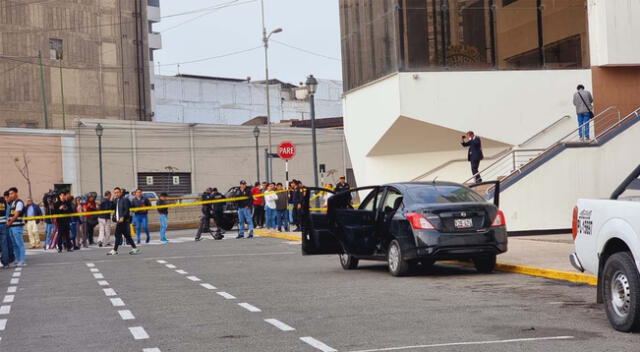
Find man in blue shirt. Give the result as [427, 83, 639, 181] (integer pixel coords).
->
[131, 189, 151, 244]
[6, 187, 26, 266]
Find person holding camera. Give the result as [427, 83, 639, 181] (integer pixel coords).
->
[461, 131, 484, 184]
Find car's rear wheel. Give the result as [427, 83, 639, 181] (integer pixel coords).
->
[603, 252, 640, 332]
[473, 255, 496, 273]
[339, 254, 359, 270]
[388, 240, 410, 276]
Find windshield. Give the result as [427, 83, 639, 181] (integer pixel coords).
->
[143, 193, 156, 199]
[407, 185, 485, 204]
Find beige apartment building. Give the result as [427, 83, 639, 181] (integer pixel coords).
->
[0, 0, 161, 129]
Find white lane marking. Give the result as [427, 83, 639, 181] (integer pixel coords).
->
[200, 283, 217, 290]
[110, 298, 125, 307]
[90, 268, 100, 273]
[165, 264, 176, 269]
[2, 296, 14, 303]
[12, 272, 20, 277]
[143, 348, 161, 352]
[156, 260, 167, 264]
[103, 288, 117, 297]
[129, 326, 150, 340]
[347, 336, 576, 352]
[14, 267, 22, 272]
[9, 279, 18, 285]
[186, 276, 201, 282]
[175, 269, 188, 275]
[0, 306, 10, 315]
[216, 292, 236, 300]
[7, 287, 16, 293]
[300, 337, 338, 352]
[97, 280, 109, 286]
[86, 263, 95, 267]
[0, 319, 6, 331]
[118, 310, 135, 320]
[93, 273, 104, 279]
[264, 319, 295, 332]
[238, 303, 261, 312]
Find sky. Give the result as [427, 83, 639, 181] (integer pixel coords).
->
[154, 0, 343, 85]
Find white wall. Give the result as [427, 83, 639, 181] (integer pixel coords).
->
[501, 117, 640, 232]
[588, 0, 640, 66]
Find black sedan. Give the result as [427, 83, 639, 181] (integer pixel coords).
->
[301, 181, 508, 276]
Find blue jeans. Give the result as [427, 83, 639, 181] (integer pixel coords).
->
[277, 210, 289, 230]
[288, 203, 294, 223]
[133, 214, 150, 243]
[45, 223, 54, 247]
[0, 225, 13, 266]
[577, 112, 591, 139]
[159, 214, 168, 241]
[265, 207, 277, 229]
[70, 222, 77, 244]
[8, 226, 25, 264]
[237, 207, 254, 237]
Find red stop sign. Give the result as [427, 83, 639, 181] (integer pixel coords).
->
[278, 142, 296, 160]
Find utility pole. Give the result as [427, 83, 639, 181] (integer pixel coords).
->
[59, 56, 66, 129]
[38, 51, 49, 129]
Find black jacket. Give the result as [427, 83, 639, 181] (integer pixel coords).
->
[157, 199, 169, 216]
[211, 192, 225, 212]
[99, 198, 113, 220]
[131, 196, 151, 215]
[462, 137, 484, 162]
[236, 187, 253, 208]
[112, 196, 132, 223]
[54, 200, 74, 226]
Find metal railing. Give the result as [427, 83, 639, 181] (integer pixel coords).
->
[463, 105, 636, 185]
[518, 115, 571, 147]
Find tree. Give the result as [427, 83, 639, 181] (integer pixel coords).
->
[13, 151, 33, 200]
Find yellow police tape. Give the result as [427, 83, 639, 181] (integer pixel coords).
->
[22, 189, 337, 221]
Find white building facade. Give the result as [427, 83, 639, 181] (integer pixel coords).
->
[153, 75, 343, 125]
[340, 0, 640, 232]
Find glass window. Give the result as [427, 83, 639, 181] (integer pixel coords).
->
[407, 185, 485, 204]
[359, 189, 380, 211]
[382, 189, 403, 212]
[541, 0, 589, 69]
[49, 38, 63, 60]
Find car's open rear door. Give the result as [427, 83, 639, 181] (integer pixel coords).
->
[469, 181, 500, 208]
[301, 187, 342, 255]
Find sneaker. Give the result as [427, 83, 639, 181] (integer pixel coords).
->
[195, 236, 201, 242]
[246, 235, 254, 239]
[129, 248, 141, 255]
[16, 262, 26, 267]
[98, 242, 103, 247]
[145, 238, 150, 244]
[236, 235, 244, 239]
[107, 250, 118, 256]
[161, 239, 169, 243]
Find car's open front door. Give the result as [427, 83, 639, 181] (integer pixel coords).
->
[469, 181, 500, 208]
[301, 187, 342, 255]
[330, 186, 383, 256]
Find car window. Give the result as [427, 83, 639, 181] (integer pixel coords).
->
[143, 192, 155, 199]
[382, 189, 403, 212]
[407, 185, 485, 204]
[359, 189, 379, 211]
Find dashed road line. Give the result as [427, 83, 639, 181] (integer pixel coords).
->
[186, 276, 201, 282]
[0, 319, 6, 331]
[300, 337, 338, 352]
[143, 348, 161, 352]
[86, 263, 95, 267]
[90, 268, 100, 273]
[9, 278, 18, 285]
[0, 306, 10, 315]
[97, 280, 109, 286]
[200, 283, 216, 290]
[103, 288, 117, 297]
[93, 273, 104, 279]
[156, 260, 167, 264]
[129, 326, 150, 340]
[265, 319, 295, 332]
[6, 287, 16, 294]
[165, 264, 176, 269]
[2, 296, 14, 304]
[11, 272, 20, 277]
[238, 303, 261, 312]
[175, 270, 188, 275]
[110, 298, 126, 307]
[14, 268, 21, 272]
[118, 310, 135, 320]
[216, 292, 236, 300]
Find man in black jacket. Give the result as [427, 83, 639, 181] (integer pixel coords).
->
[54, 191, 74, 252]
[108, 187, 140, 255]
[461, 131, 484, 184]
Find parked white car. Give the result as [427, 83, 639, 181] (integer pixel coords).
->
[571, 164, 640, 332]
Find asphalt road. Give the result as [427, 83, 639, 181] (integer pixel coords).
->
[0, 230, 637, 352]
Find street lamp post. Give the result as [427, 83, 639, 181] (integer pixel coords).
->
[306, 75, 319, 190]
[95, 123, 104, 198]
[260, 0, 282, 182]
[253, 126, 261, 183]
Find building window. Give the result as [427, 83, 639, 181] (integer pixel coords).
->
[148, 0, 160, 7]
[503, 0, 519, 5]
[149, 48, 154, 61]
[137, 172, 191, 196]
[49, 38, 63, 60]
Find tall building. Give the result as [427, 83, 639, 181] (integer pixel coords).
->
[0, 0, 158, 129]
[340, 0, 640, 232]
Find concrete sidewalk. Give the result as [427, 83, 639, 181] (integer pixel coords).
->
[254, 229, 596, 285]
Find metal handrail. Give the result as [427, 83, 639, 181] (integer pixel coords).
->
[411, 148, 512, 182]
[593, 108, 640, 143]
[518, 115, 571, 147]
[463, 148, 546, 184]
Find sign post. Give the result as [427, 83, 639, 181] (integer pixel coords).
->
[278, 142, 296, 188]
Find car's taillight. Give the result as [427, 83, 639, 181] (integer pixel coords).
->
[406, 213, 435, 230]
[572, 206, 578, 240]
[491, 210, 506, 227]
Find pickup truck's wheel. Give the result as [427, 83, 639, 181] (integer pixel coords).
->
[473, 255, 497, 273]
[388, 240, 410, 276]
[603, 252, 640, 332]
[339, 254, 359, 270]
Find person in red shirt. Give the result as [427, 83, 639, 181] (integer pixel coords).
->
[83, 195, 98, 245]
[252, 182, 265, 228]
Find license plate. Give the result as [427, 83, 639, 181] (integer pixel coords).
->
[454, 218, 473, 229]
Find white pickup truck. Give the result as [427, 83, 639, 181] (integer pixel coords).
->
[571, 165, 640, 332]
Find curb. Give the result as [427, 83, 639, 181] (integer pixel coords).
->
[254, 229, 302, 242]
[254, 231, 597, 286]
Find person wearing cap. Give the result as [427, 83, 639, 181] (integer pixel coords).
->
[334, 176, 352, 204]
[156, 192, 170, 243]
[236, 180, 254, 239]
[210, 188, 226, 238]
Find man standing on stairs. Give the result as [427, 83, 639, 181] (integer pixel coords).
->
[573, 84, 594, 141]
[461, 131, 484, 184]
